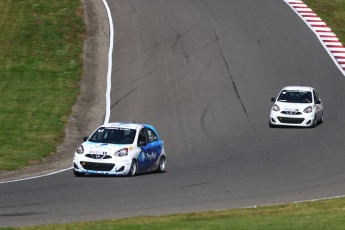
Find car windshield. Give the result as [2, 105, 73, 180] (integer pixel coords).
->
[277, 90, 312, 103]
[89, 127, 136, 144]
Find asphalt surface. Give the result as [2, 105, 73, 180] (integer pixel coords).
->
[2, 0, 345, 227]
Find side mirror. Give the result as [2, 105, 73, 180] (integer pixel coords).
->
[315, 100, 321, 105]
[271, 97, 276, 102]
[83, 136, 89, 142]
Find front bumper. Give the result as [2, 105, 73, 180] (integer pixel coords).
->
[269, 111, 315, 127]
[73, 154, 132, 175]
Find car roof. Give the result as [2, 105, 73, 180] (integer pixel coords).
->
[101, 122, 143, 130]
[282, 86, 313, 91]
[95, 122, 160, 138]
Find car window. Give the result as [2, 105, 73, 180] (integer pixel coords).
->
[89, 127, 136, 144]
[146, 128, 158, 143]
[137, 128, 148, 146]
[313, 90, 320, 102]
[277, 90, 312, 103]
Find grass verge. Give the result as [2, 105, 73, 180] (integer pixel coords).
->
[4, 197, 345, 229]
[0, 0, 85, 170]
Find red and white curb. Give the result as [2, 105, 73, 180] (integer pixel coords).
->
[284, 0, 345, 76]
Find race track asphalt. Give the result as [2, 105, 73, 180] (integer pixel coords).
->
[1, 0, 345, 227]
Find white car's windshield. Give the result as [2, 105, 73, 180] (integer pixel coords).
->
[89, 127, 136, 144]
[277, 90, 312, 103]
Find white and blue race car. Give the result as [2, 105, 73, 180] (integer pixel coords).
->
[73, 122, 166, 176]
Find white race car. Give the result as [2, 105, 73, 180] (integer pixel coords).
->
[73, 122, 166, 176]
[269, 86, 323, 127]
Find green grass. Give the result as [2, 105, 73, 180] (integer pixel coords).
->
[4, 197, 344, 229]
[0, 0, 85, 170]
[304, 0, 345, 44]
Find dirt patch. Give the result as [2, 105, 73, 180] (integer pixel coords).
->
[0, 0, 109, 182]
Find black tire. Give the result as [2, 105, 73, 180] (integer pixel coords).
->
[311, 115, 317, 128]
[156, 156, 166, 173]
[128, 159, 137, 176]
[269, 121, 275, 128]
[73, 169, 85, 177]
[319, 112, 324, 124]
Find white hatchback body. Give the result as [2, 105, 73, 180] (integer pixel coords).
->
[269, 86, 323, 127]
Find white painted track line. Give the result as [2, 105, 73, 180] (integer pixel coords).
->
[0, 168, 72, 184]
[102, 0, 114, 125]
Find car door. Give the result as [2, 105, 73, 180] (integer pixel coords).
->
[137, 128, 160, 172]
[313, 90, 322, 120]
[137, 128, 149, 172]
[145, 127, 162, 166]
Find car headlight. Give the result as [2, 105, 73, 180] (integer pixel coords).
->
[272, 104, 280, 112]
[303, 106, 313, 113]
[77, 145, 84, 154]
[114, 148, 128, 157]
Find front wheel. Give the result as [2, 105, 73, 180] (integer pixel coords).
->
[128, 159, 137, 176]
[319, 111, 324, 124]
[156, 156, 166, 173]
[311, 115, 317, 128]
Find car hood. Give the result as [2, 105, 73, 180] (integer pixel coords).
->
[275, 101, 312, 112]
[82, 142, 132, 155]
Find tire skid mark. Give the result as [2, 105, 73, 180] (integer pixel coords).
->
[112, 39, 217, 95]
[200, 96, 219, 139]
[194, 0, 271, 158]
[176, 182, 211, 189]
[110, 85, 142, 109]
[113, 7, 135, 18]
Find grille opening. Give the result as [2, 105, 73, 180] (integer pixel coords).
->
[85, 154, 112, 159]
[281, 111, 302, 115]
[80, 161, 115, 171]
[277, 117, 304, 124]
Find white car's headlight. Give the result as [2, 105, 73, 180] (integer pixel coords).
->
[272, 104, 280, 112]
[77, 145, 84, 154]
[114, 148, 128, 157]
[303, 106, 313, 113]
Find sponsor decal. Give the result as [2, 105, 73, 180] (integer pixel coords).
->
[146, 152, 157, 160]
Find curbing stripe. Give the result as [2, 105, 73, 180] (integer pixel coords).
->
[284, 0, 345, 75]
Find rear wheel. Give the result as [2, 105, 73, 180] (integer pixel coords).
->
[128, 159, 137, 176]
[156, 156, 166, 173]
